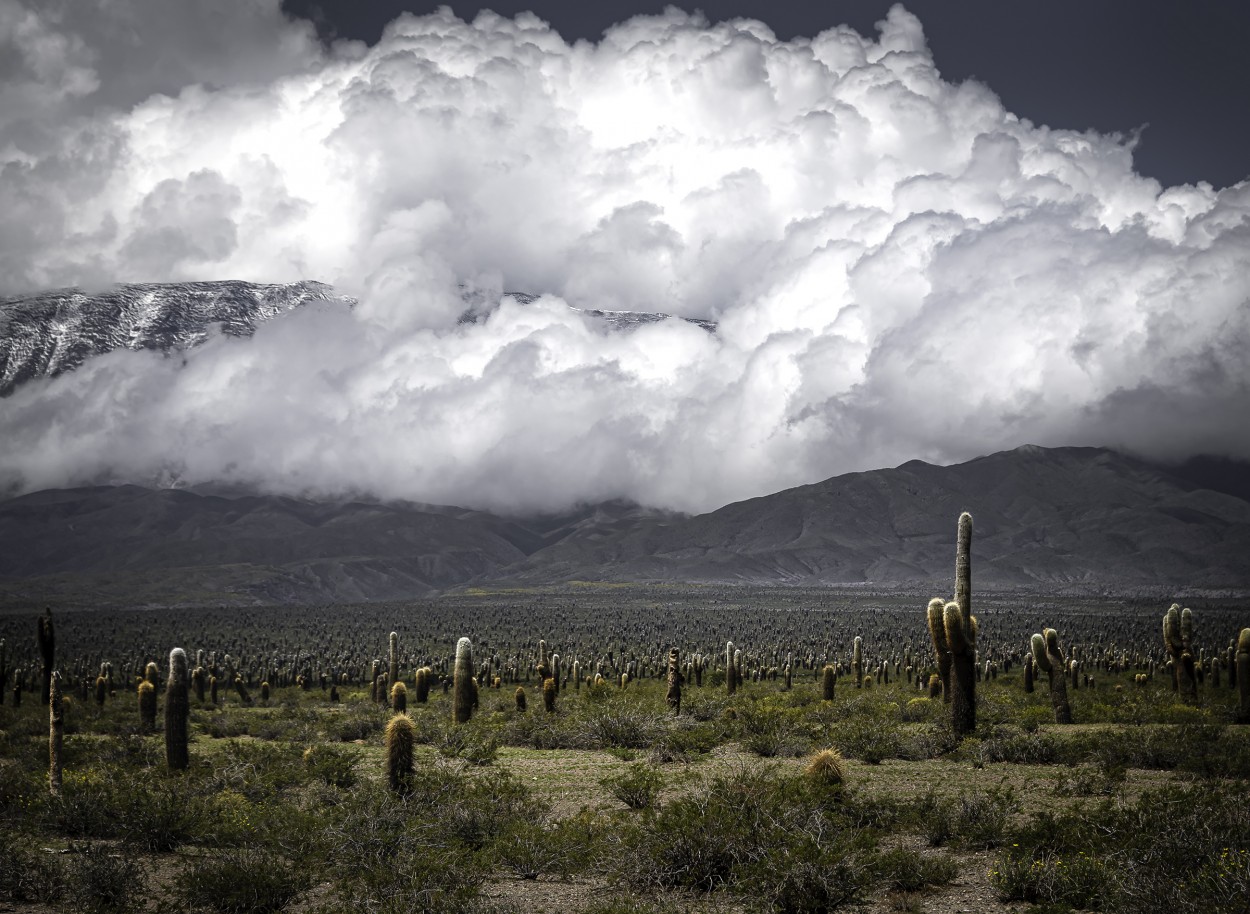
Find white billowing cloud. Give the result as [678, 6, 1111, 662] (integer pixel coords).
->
[1, 2, 1248, 514]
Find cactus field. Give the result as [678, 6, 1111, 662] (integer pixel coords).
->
[1, 580, 1248, 914]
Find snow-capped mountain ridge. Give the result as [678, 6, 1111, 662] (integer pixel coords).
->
[0, 280, 350, 397]
[2, 280, 719, 397]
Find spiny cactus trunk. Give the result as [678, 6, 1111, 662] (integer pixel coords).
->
[542, 677, 556, 712]
[385, 713, 415, 793]
[49, 670, 63, 796]
[391, 681, 407, 713]
[388, 632, 400, 689]
[415, 667, 430, 703]
[1237, 629, 1250, 724]
[821, 664, 836, 701]
[138, 680, 157, 731]
[453, 637, 475, 724]
[726, 642, 737, 696]
[945, 513, 977, 737]
[1032, 631, 1073, 724]
[927, 598, 952, 704]
[1023, 654, 1034, 693]
[666, 648, 682, 715]
[165, 648, 190, 771]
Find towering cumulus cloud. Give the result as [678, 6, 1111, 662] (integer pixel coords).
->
[1, 1, 1247, 513]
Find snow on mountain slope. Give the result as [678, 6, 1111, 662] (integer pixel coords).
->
[0, 280, 350, 396]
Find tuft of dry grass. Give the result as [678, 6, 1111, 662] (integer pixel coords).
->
[805, 747, 847, 786]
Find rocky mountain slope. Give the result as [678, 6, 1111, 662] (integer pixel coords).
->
[1, 446, 1246, 607]
[1, 280, 717, 397]
[0, 280, 349, 396]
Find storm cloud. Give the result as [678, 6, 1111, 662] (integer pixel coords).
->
[1, 1, 1247, 514]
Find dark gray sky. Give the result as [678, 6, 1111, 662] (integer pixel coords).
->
[284, 0, 1250, 190]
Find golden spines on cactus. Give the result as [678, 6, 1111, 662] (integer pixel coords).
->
[385, 713, 416, 793]
[391, 680, 407, 713]
[927, 673, 941, 698]
[804, 747, 845, 787]
[542, 677, 557, 712]
[821, 664, 836, 701]
[515, 686, 527, 712]
[415, 667, 431, 704]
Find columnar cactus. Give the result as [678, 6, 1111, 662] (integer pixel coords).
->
[1163, 604, 1198, 703]
[944, 513, 977, 736]
[536, 640, 550, 681]
[821, 664, 836, 701]
[542, 676, 557, 712]
[1031, 630, 1073, 724]
[49, 670, 63, 796]
[166, 648, 190, 770]
[726, 642, 737, 695]
[666, 648, 682, 715]
[38, 608, 54, 705]
[926, 598, 951, 703]
[385, 713, 415, 793]
[1023, 653, 1034, 693]
[144, 661, 159, 687]
[415, 667, 431, 703]
[138, 679, 157, 731]
[388, 632, 400, 688]
[551, 653, 562, 695]
[1237, 628, 1250, 724]
[515, 686, 527, 712]
[453, 637, 475, 724]
[852, 637, 864, 688]
[391, 681, 407, 713]
[191, 666, 206, 703]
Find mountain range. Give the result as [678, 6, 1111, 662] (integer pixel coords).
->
[2, 446, 1247, 608]
[1, 280, 715, 397]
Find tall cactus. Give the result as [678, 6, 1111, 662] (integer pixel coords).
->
[926, 598, 951, 702]
[726, 641, 737, 695]
[852, 637, 864, 688]
[821, 664, 836, 701]
[138, 680, 157, 731]
[165, 648, 190, 770]
[1031, 630, 1073, 724]
[666, 648, 682, 715]
[388, 631, 400, 689]
[49, 670, 63, 796]
[1237, 628, 1250, 724]
[1163, 604, 1198, 703]
[453, 637, 475, 724]
[414, 667, 431, 704]
[945, 512, 977, 735]
[37, 608, 54, 705]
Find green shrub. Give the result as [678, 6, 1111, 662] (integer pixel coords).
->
[601, 762, 664, 810]
[177, 849, 310, 914]
[989, 847, 1120, 909]
[874, 846, 958, 892]
[63, 842, 146, 914]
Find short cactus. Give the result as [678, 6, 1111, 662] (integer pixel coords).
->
[385, 713, 416, 793]
[415, 667, 431, 703]
[542, 677, 557, 712]
[515, 686, 527, 712]
[391, 681, 407, 713]
[821, 664, 836, 701]
[804, 747, 846, 787]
